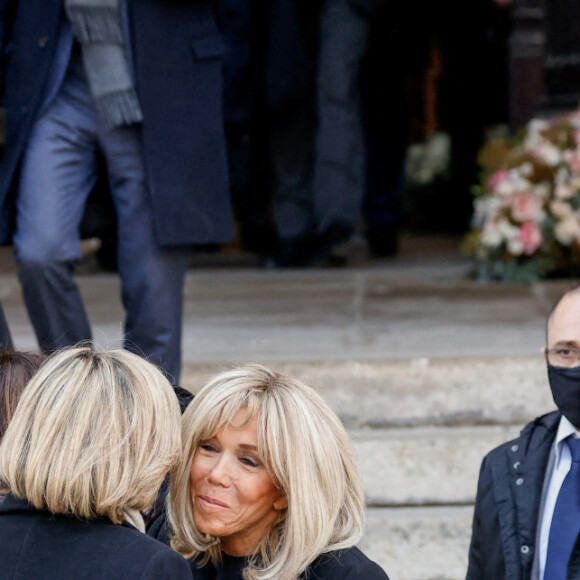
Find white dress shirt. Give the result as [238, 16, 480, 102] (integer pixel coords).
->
[538, 415, 579, 579]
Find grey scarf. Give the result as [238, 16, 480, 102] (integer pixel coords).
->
[64, 0, 143, 129]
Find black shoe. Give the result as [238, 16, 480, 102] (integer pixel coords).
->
[311, 223, 353, 267]
[239, 223, 277, 254]
[261, 235, 318, 268]
[366, 228, 398, 258]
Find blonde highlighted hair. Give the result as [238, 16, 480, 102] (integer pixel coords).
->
[0, 346, 182, 524]
[169, 364, 364, 580]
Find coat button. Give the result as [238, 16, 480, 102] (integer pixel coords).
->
[521, 545, 530, 554]
[511, 444, 519, 452]
[513, 461, 521, 470]
[38, 36, 49, 48]
[516, 478, 524, 486]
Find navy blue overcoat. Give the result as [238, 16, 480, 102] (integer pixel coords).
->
[0, 0, 233, 247]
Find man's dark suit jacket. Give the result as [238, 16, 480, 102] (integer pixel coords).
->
[467, 411, 561, 580]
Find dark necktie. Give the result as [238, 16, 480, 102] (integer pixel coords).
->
[545, 438, 580, 580]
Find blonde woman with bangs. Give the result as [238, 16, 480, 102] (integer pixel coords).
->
[0, 346, 192, 580]
[152, 363, 389, 580]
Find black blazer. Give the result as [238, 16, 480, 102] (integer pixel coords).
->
[185, 547, 389, 579]
[0, 494, 192, 579]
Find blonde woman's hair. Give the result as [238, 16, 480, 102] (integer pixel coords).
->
[0, 345, 182, 524]
[169, 364, 364, 580]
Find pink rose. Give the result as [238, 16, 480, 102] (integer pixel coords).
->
[511, 193, 543, 222]
[488, 170, 509, 190]
[519, 221, 543, 255]
[570, 153, 580, 172]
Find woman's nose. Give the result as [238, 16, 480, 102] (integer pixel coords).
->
[207, 455, 232, 486]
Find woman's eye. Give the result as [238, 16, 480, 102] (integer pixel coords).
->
[200, 442, 218, 453]
[240, 455, 259, 468]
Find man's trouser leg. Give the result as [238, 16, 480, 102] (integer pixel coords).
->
[14, 84, 96, 353]
[97, 122, 190, 385]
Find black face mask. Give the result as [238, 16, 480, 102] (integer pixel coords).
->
[548, 364, 580, 429]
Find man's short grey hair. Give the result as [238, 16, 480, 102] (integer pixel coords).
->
[0, 345, 182, 524]
[169, 363, 364, 580]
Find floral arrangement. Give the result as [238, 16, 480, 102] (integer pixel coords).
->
[464, 112, 580, 282]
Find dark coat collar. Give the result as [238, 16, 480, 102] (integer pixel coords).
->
[0, 493, 137, 530]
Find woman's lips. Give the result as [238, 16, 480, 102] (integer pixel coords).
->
[198, 495, 229, 509]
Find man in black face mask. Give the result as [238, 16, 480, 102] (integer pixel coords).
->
[467, 285, 580, 580]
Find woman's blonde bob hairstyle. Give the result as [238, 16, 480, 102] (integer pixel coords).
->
[0, 345, 182, 524]
[169, 363, 364, 580]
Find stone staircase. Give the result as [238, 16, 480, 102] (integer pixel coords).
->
[0, 237, 569, 580]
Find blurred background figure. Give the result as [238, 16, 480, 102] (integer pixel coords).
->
[0, 1, 233, 384]
[0, 346, 190, 579]
[430, 0, 513, 234]
[60, 0, 515, 271]
[358, 0, 432, 257]
[218, 0, 321, 263]
[219, 0, 514, 265]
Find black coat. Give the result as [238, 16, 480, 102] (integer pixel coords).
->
[0, 0, 233, 247]
[466, 411, 561, 580]
[148, 513, 389, 580]
[187, 548, 389, 579]
[0, 494, 193, 579]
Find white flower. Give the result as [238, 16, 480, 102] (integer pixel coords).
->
[550, 199, 573, 220]
[528, 119, 550, 134]
[497, 219, 520, 241]
[535, 143, 562, 166]
[473, 197, 501, 227]
[405, 132, 451, 185]
[519, 162, 534, 177]
[534, 183, 551, 199]
[507, 169, 531, 191]
[480, 221, 503, 248]
[555, 216, 580, 245]
[507, 237, 524, 256]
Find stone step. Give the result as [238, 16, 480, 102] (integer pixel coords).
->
[181, 356, 555, 428]
[1, 269, 568, 363]
[360, 506, 473, 580]
[351, 425, 520, 506]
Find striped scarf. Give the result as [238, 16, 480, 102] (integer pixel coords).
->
[64, 0, 143, 129]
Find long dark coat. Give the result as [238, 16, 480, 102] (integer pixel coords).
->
[0, 0, 233, 247]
